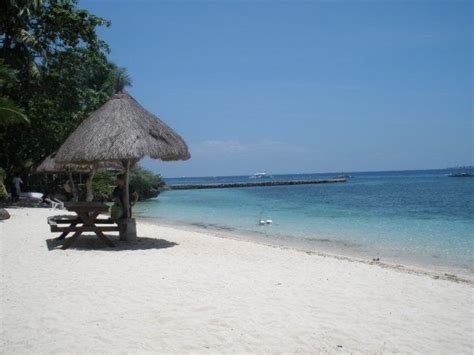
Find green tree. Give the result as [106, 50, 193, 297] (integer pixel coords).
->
[0, 0, 113, 175]
[92, 170, 115, 200]
[130, 167, 165, 201]
[1, 0, 46, 78]
[0, 59, 29, 125]
[0, 96, 29, 125]
[92, 167, 165, 202]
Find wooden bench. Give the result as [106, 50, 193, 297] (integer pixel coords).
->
[47, 215, 121, 233]
[47, 202, 123, 249]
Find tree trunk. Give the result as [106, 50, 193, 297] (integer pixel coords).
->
[85, 170, 95, 202]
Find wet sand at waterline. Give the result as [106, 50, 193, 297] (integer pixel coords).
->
[1, 208, 472, 353]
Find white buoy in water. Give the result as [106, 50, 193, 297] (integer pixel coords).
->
[266, 219, 273, 224]
[259, 220, 266, 225]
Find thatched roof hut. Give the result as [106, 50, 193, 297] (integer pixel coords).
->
[36, 152, 122, 174]
[55, 91, 190, 165]
[36, 152, 94, 174]
[54, 91, 190, 223]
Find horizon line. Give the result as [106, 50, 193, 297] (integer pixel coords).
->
[161, 165, 473, 179]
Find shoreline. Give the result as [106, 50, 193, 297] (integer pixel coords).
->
[137, 215, 474, 284]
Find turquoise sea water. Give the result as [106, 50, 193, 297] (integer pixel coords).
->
[134, 170, 473, 275]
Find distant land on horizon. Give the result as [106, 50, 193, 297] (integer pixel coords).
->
[161, 166, 473, 180]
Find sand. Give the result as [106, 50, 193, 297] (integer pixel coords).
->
[1, 207, 473, 353]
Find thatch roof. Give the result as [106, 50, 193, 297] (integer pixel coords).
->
[36, 152, 122, 174]
[55, 91, 190, 165]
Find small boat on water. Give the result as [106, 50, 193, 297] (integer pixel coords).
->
[448, 166, 474, 177]
[250, 172, 272, 179]
[448, 172, 474, 177]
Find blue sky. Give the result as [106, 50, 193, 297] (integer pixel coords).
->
[83, 0, 472, 177]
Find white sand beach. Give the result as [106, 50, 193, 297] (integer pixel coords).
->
[1, 207, 473, 353]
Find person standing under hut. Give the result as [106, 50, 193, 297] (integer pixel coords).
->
[63, 179, 73, 201]
[112, 173, 139, 219]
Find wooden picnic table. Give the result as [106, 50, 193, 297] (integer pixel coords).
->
[48, 202, 121, 249]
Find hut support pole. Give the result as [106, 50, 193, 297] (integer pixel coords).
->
[85, 169, 95, 202]
[123, 160, 130, 218]
[67, 170, 79, 202]
[119, 159, 136, 242]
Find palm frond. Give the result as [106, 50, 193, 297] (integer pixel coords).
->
[10, 0, 43, 16]
[16, 29, 47, 58]
[28, 61, 41, 78]
[0, 97, 30, 125]
[103, 66, 133, 94]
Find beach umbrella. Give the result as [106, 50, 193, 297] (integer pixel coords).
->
[54, 91, 190, 221]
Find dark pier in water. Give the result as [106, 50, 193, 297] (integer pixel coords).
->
[167, 178, 347, 190]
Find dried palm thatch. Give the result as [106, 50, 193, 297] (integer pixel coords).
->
[54, 91, 190, 222]
[36, 152, 122, 173]
[55, 91, 190, 165]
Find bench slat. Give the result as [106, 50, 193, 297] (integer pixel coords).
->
[48, 216, 116, 225]
[51, 226, 121, 233]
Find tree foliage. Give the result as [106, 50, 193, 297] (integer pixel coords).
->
[129, 167, 164, 200]
[0, 1, 165, 201]
[103, 65, 133, 94]
[92, 168, 165, 202]
[92, 170, 115, 200]
[0, 59, 29, 125]
[0, 0, 113, 174]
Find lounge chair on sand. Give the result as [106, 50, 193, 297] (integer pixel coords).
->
[21, 192, 43, 199]
[20, 192, 64, 210]
[42, 197, 64, 210]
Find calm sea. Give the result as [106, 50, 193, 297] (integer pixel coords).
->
[134, 170, 473, 275]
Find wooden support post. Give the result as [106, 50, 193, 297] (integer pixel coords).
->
[119, 160, 137, 241]
[85, 169, 95, 202]
[67, 170, 79, 202]
[123, 160, 130, 219]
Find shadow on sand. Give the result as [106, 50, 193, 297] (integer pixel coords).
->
[46, 235, 178, 251]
